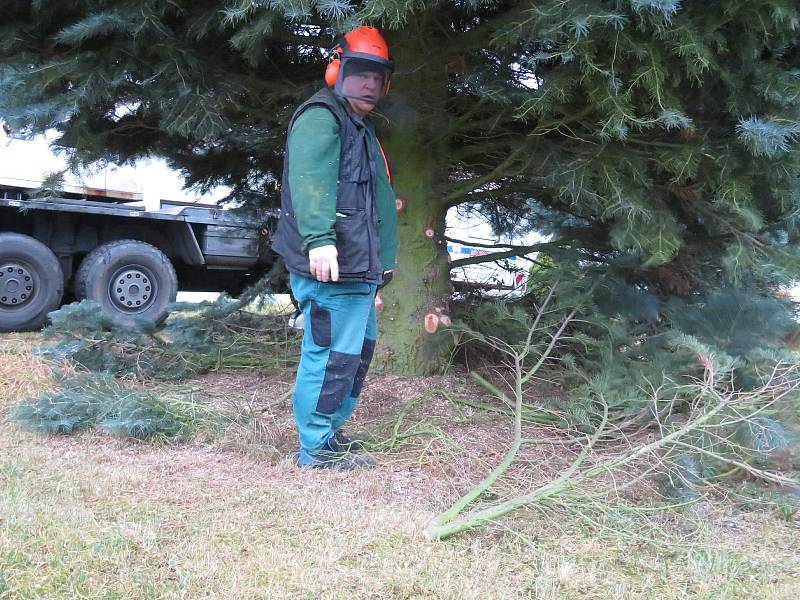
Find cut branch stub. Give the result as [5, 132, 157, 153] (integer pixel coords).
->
[424, 312, 439, 333]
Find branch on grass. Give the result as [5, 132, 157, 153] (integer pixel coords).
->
[427, 386, 731, 540]
[442, 389, 562, 425]
[428, 296, 572, 538]
[426, 311, 800, 540]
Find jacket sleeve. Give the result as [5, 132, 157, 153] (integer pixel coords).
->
[287, 107, 341, 254]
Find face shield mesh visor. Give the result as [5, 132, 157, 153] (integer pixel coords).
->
[339, 57, 392, 102]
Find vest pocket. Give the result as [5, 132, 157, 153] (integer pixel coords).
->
[336, 178, 369, 210]
[334, 209, 370, 274]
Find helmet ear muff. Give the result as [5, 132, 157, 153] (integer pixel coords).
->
[325, 47, 343, 87]
[324, 58, 340, 87]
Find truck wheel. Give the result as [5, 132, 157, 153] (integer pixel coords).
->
[0, 233, 64, 332]
[75, 240, 178, 328]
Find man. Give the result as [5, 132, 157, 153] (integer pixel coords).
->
[272, 26, 398, 470]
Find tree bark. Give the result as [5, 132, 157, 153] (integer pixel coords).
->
[376, 175, 452, 374]
[374, 26, 454, 375]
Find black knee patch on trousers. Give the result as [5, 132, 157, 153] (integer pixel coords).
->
[309, 301, 331, 347]
[316, 351, 361, 414]
[351, 338, 376, 398]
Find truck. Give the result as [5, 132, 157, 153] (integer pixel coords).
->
[0, 179, 279, 332]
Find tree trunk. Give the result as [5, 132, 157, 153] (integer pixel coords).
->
[374, 27, 453, 375]
[376, 153, 452, 374]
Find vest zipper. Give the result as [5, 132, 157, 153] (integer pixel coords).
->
[365, 132, 376, 279]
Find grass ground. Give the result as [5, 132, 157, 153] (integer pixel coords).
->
[1, 333, 799, 599]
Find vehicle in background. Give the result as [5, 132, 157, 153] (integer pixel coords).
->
[448, 240, 528, 295]
[0, 126, 283, 332]
[446, 207, 539, 298]
[0, 180, 278, 332]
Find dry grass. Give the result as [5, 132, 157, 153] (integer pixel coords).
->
[0, 333, 70, 415]
[2, 335, 800, 599]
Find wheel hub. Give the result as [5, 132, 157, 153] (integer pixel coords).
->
[109, 267, 154, 312]
[0, 263, 34, 307]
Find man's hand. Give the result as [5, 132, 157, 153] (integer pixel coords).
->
[308, 245, 339, 282]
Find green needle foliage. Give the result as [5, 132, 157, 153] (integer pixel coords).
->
[519, 266, 800, 429]
[1, 1, 798, 379]
[38, 292, 300, 381]
[11, 372, 210, 440]
[11, 373, 117, 435]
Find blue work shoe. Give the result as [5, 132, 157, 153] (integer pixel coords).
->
[329, 431, 367, 453]
[298, 440, 375, 471]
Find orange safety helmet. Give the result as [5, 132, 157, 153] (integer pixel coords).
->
[325, 26, 394, 96]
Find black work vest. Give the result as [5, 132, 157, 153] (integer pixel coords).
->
[272, 88, 382, 283]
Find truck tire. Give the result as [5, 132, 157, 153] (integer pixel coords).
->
[75, 240, 178, 328]
[0, 233, 64, 332]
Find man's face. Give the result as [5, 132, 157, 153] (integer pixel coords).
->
[341, 69, 385, 117]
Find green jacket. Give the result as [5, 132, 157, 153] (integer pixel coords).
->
[287, 107, 398, 271]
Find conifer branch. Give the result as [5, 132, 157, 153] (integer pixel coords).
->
[442, 144, 534, 206]
[450, 240, 569, 268]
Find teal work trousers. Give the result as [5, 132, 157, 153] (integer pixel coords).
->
[289, 273, 378, 453]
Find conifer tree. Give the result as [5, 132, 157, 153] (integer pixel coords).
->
[1, 1, 799, 375]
